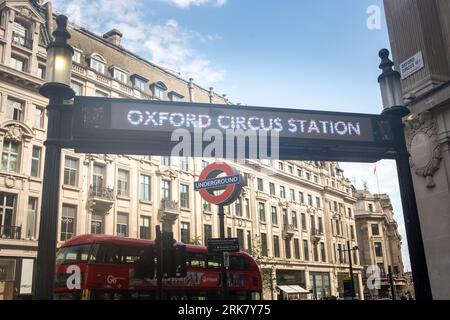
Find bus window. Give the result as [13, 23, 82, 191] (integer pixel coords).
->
[207, 255, 221, 268]
[56, 245, 91, 264]
[188, 253, 206, 268]
[229, 256, 249, 271]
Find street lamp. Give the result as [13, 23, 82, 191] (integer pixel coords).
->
[338, 241, 359, 299]
[35, 15, 75, 300]
[377, 49, 432, 300]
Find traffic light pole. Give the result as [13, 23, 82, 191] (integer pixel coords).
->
[218, 205, 228, 299]
[347, 241, 356, 299]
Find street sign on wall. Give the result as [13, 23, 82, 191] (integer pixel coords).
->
[69, 97, 397, 162]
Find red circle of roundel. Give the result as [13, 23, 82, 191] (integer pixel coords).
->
[199, 162, 238, 205]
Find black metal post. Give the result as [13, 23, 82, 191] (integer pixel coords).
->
[383, 106, 432, 300]
[388, 265, 396, 300]
[156, 225, 163, 300]
[218, 205, 228, 298]
[347, 241, 356, 299]
[34, 96, 63, 300]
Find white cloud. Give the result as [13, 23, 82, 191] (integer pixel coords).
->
[51, 0, 225, 87]
[162, 0, 227, 9]
[340, 160, 412, 271]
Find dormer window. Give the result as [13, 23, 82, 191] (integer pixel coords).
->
[151, 81, 168, 100]
[169, 91, 184, 102]
[110, 66, 128, 84]
[72, 49, 82, 64]
[89, 54, 106, 74]
[131, 74, 148, 91]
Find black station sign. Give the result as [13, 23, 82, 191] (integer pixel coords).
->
[70, 97, 397, 162]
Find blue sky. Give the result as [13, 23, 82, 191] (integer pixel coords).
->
[51, 0, 411, 271]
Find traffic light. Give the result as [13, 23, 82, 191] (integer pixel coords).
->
[160, 231, 187, 278]
[133, 246, 155, 279]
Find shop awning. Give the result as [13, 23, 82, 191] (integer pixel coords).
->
[278, 285, 309, 294]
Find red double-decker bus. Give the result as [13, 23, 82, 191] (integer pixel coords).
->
[54, 234, 262, 300]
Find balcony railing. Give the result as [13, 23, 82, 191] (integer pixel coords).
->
[160, 199, 180, 211]
[311, 228, 323, 236]
[0, 225, 21, 240]
[89, 186, 114, 201]
[283, 223, 295, 233]
[12, 32, 33, 49]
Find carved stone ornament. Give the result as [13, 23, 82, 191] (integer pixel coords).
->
[5, 125, 24, 142]
[5, 176, 15, 189]
[405, 111, 442, 188]
[19, 7, 32, 19]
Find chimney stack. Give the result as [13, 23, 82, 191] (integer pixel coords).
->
[103, 29, 123, 46]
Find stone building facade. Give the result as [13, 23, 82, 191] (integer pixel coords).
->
[384, 0, 450, 299]
[0, 0, 365, 300]
[354, 190, 407, 299]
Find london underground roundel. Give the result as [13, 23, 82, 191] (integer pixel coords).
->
[194, 162, 244, 206]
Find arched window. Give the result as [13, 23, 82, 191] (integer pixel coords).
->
[89, 53, 107, 74]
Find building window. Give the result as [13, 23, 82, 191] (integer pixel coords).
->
[72, 50, 81, 64]
[152, 82, 167, 100]
[245, 198, 250, 218]
[30, 146, 41, 177]
[140, 216, 151, 239]
[161, 156, 170, 166]
[227, 227, 232, 238]
[289, 189, 295, 201]
[91, 213, 104, 234]
[12, 21, 30, 47]
[140, 175, 151, 201]
[133, 77, 147, 91]
[294, 239, 300, 259]
[1, 141, 20, 173]
[246, 230, 252, 253]
[318, 217, 323, 234]
[203, 224, 212, 246]
[285, 238, 291, 259]
[368, 203, 374, 212]
[0, 193, 16, 239]
[278, 162, 284, 170]
[313, 243, 319, 262]
[116, 213, 128, 237]
[371, 224, 380, 236]
[280, 186, 286, 198]
[112, 68, 127, 84]
[374, 242, 383, 257]
[235, 198, 242, 217]
[347, 208, 352, 218]
[26, 197, 37, 238]
[310, 215, 316, 231]
[273, 235, 280, 258]
[303, 240, 309, 261]
[377, 263, 386, 277]
[180, 184, 189, 208]
[297, 169, 302, 177]
[259, 202, 266, 222]
[269, 183, 275, 196]
[305, 172, 311, 180]
[301, 213, 307, 231]
[91, 57, 106, 74]
[299, 192, 304, 204]
[271, 206, 278, 225]
[34, 107, 45, 129]
[257, 178, 264, 191]
[282, 209, 288, 226]
[180, 157, 189, 171]
[93, 164, 106, 191]
[292, 211, 298, 229]
[64, 157, 79, 186]
[71, 82, 82, 96]
[307, 194, 313, 206]
[288, 165, 293, 174]
[117, 170, 129, 197]
[10, 55, 27, 71]
[161, 180, 170, 201]
[261, 233, 268, 256]
[314, 175, 319, 183]
[203, 200, 211, 212]
[237, 229, 244, 251]
[350, 225, 355, 240]
[320, 242, 326, 262]
[181, 222, 190, 244]
[316, 197, 321, 208]
[169, 92, 184, 102]
[7, 99, 24, 121]
[60, 205, 76, 241]
[37, 64, 45, 80]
